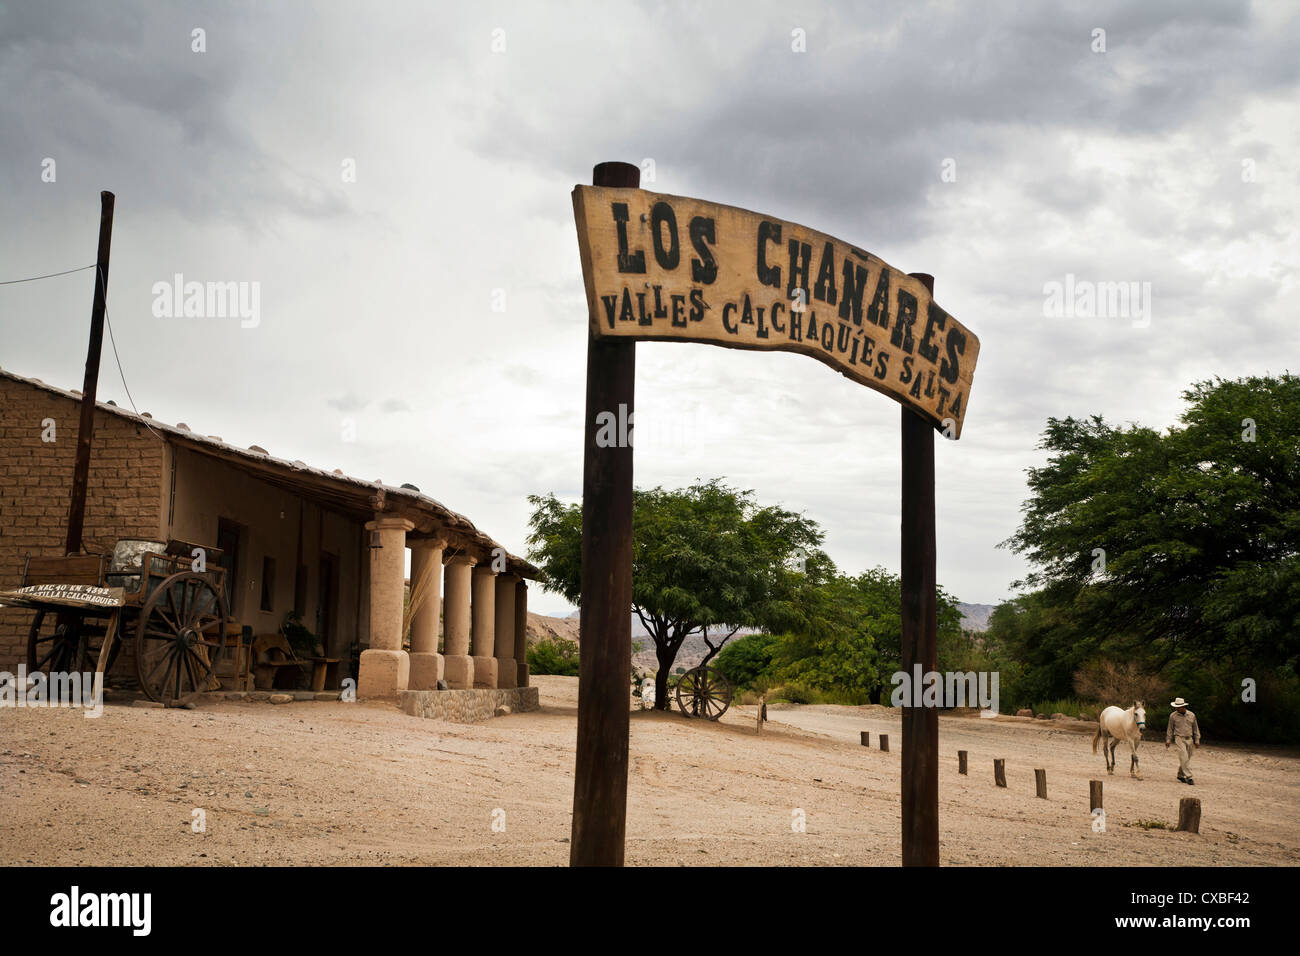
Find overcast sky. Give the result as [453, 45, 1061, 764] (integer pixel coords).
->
[2, 0, 1296, 614]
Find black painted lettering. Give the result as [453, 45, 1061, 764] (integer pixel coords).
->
[940, 327, 967, 384]
[918, 302, 946, 362]
[839, 260, 870, 324]
[612, 202, 645, 274]
[689, 288, 706, 321]
[689, 217, 717, 284]
[652, 285, 668, 319]
[867, 269, 890, 329]
[600, 294, 618, 329]
[787, 238, 812, 304]
[757, 221, 782, 287]
[891, 289, 917, 354]
[813, 242, 838, 306]
[650, 202, 680, 270]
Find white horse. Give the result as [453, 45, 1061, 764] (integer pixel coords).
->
[1092, 701, 1147, 779]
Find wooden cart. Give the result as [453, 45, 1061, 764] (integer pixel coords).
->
[1, 540, 229, 705]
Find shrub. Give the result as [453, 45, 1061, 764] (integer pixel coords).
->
[527, 638, 580, 676]
[714, 632, 779, 690]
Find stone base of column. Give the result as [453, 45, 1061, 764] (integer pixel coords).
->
[516, 663, 529, 688]
[443, 655, 473, 690]
[357, 649, 409, 700]
[495, 658, 517, 689]
[471, 656, 498, 689]
[408, 652, 444, 691]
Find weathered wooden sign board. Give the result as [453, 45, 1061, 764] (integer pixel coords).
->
[573, 186, 980, 437]
[0, 583, 124, 611]
[569, 163, 972, 869]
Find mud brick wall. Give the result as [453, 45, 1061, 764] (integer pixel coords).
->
[0, 375, 165, 671]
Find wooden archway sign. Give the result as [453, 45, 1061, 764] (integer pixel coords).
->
[569, 161, 980, 867]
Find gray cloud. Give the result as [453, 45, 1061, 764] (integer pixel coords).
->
[2, 0, 1297, 611]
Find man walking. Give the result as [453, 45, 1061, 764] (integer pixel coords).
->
[1165, 697, 1201, 785]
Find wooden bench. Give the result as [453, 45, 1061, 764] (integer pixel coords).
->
[252, 633, 307, 690]
[306, 657, 341, 692]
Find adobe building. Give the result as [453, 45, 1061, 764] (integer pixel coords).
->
[0, 367, 539, 710]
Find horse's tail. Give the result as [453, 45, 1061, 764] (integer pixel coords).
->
[1092, 724, 1102, 754]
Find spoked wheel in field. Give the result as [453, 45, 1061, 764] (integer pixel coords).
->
[674, 666, 732, 721]
[27, 610, 120, 676]
[135, 572, 228, 704]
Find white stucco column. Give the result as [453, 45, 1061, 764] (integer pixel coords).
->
[442, 554, 476, 689]
[514, 579, 529, 688]
[407, 537, 446, 691]
[494, 573, 519, 690]
[471, 564, 498, 688]
[358, 516, 414, 699]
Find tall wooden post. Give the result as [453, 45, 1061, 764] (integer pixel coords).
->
[900, 272, 939, 867]
[570, 161, 639, 866]
[64, 190, 115, 556]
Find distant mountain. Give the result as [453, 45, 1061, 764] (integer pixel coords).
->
[957, 602, 995, 632]
[526, 610, 756, 673]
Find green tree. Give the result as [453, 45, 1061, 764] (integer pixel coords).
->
[713, 632, 779, 690]
[1003, 373, 1299, 669]
[774, 567, 964, 703]
[526, 480, 824, 709]
[993, 373, 1300, 738]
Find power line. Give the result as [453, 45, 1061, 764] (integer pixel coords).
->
[97, 264, 166, 443]
[0, 263, 96, 285]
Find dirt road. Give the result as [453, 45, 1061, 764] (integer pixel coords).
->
[2, 676, 1296, 866]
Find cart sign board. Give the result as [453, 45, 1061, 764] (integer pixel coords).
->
[572, 186, 980, 438]
[0, 583, 124, 610]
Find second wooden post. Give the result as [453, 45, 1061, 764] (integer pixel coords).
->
[900, 272, 939, 867]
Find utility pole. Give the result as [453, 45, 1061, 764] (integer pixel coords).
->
[64, 190, 115, 556]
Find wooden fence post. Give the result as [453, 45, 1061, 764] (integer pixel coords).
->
[860, 731, 870, 747]
[879, 734, 889, 752]
[993, 759, 1007, 787]
[1176, 797, 1201, 834]
[1089, 780, 1103, 811]
[1035, 768, 1047, 799]
[958, 750, 968, 775]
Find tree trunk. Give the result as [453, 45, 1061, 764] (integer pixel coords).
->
[654, 641, 674, 710]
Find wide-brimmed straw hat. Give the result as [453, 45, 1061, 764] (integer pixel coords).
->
[1170, 697, 1189, 708]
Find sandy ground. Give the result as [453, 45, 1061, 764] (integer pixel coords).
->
[2, 676, 1297, 866]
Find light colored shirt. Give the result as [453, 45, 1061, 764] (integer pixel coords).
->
[1167, 709, 1200, 744]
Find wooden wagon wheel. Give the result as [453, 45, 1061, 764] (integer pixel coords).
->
[27, 610, 120, 676]
[674, 666, 732, 721]
[135, 572, 228, 704]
